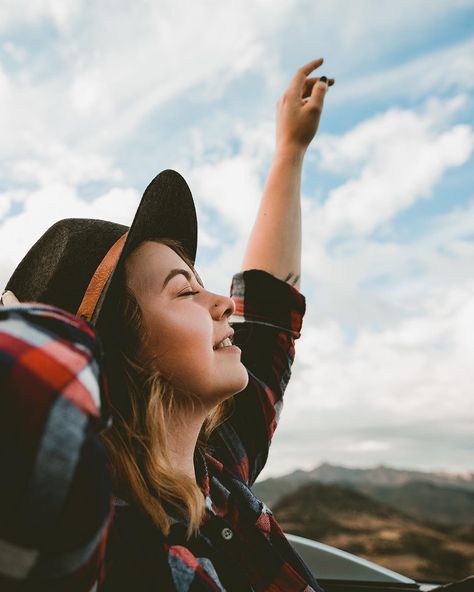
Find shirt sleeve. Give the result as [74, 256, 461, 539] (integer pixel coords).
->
[0, 304, 112, 591]
[208, 269, 306, 486]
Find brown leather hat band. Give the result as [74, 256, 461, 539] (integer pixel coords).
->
[77, 233, 128, 322]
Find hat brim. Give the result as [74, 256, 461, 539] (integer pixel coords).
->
[91, 169, 198, 326]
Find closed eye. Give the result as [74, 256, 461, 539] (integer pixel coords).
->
[179, 290, 199, 297]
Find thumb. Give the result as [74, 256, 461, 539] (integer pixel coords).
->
[1, 290, 20, 305]
[307, 76, 328, 111]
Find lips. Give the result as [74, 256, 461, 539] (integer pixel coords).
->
[213, 330, 234, 350]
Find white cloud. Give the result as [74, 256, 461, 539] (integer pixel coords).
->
[0, 189, 28, 221]
[187, 156, 262, 235]
[11, 142, 123, 187]
[179, 88, 473, 291]
[290, 1, 474, 77]
[0, 0, 299, 204]
[329, 37, 474, 105]
[298, 198, 474, 331]
[346, 440, 392, 453]
[257, 194, 474, 477]
[2, 41, 27, 63]
[176, 117, 276, 289]
[312, 95, 473, 237]
[0, 0, 296, 155]
[0, 184, 140, 290]
[68, 67, 113, 116]
[261, 278, 474, 477]
[0, 0, 83, 32]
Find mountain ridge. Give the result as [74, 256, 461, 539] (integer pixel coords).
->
[252, 463, 474, 526]
[284, 462, 474, 489]
[271, 481, 474, 582]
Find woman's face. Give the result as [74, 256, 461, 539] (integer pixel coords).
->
[125, 241, 249, 408]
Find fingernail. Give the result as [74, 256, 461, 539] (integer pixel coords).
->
[320, 76, 327, 84]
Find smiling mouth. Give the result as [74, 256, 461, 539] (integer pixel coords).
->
[213, 337, 233, 350]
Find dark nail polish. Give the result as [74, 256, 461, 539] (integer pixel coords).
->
[320, 76, 327, 83]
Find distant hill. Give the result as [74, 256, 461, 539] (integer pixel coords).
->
[252, 463, 474, 526]
[289, 462, 474, 491]
[272, 482, 474, 582]
[358, 481, 474, 526]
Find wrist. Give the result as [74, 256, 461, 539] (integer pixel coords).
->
[274, 142, 306, 163]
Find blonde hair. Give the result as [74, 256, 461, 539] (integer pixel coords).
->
[100, 239, 231, 537]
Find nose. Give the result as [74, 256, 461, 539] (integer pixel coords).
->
[211, 293, 235, 320]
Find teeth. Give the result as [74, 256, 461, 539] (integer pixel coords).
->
[216, 337, 232, 349]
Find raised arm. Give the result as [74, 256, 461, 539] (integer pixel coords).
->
[241, 57, 334, 291]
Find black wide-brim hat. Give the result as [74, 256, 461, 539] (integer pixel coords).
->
[5, 169, 197, 407]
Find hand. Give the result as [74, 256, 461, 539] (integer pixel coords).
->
[275, 57, 335, 153]
[1, 290, 20, 305]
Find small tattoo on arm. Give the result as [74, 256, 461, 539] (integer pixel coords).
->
[283, 272, 300, 286]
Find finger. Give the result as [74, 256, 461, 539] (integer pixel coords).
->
[1, 290, 20, 305]
[302, 77, 335, 98]
[299, 57, 324, 77]
[287, 57, 324, 98]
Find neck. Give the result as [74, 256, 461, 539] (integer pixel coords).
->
[165, 406, 209, 482]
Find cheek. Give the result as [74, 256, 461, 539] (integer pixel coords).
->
[143, 310, 212, 384]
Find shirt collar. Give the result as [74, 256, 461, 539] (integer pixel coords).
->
[194, 447, 210, 497]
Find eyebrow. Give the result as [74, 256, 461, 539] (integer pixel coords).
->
[162, 268, 204, 290]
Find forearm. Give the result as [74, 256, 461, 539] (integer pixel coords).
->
[240, 57, 332, 290]
[241, 145, 305, 290]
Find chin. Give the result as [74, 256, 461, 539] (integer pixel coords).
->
[230, 367, 250, 395]
[213, 371, 249, 403]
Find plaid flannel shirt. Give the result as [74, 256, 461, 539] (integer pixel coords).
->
[1, 270, 323, 591]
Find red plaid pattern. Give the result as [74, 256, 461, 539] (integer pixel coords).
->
[0, 304, 111, 591]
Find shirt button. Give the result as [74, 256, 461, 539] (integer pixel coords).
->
[221, 527, 233, 541]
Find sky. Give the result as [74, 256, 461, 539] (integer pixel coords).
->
[0, 0, 473, 479]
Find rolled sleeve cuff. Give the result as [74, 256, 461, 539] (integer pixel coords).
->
[230, 269, 306, 338]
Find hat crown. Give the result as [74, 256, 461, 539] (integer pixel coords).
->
[6, 218, 127, 314]
[6, 169, 197, 322]
[5, 169, 198, 413]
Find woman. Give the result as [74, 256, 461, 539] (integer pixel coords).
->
[1, 58, 334, 590]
